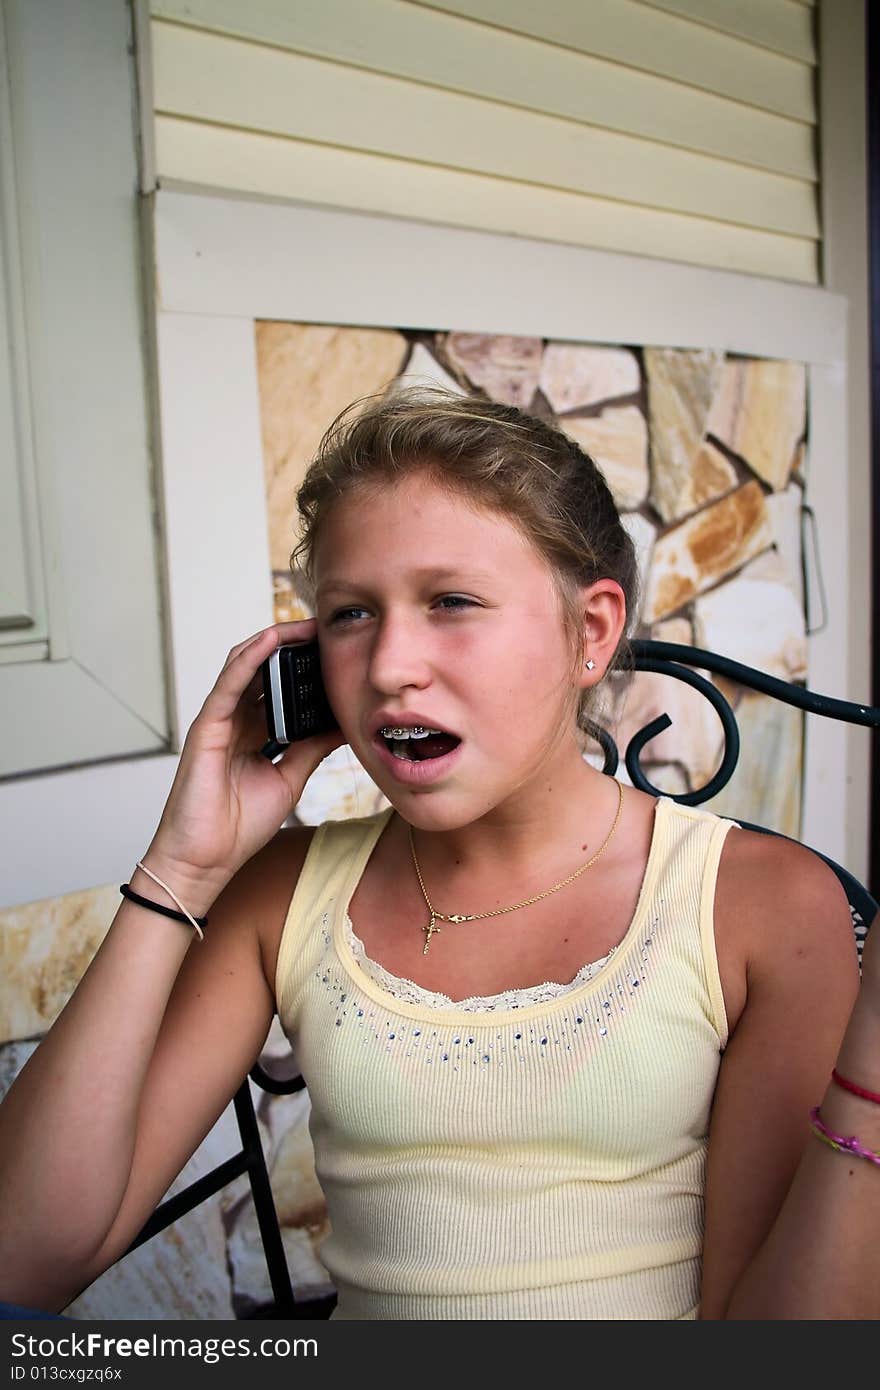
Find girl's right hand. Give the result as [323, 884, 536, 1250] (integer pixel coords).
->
[139, 622, 344, 910]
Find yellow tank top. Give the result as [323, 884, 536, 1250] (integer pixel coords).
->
[275, 795, 735, 1320]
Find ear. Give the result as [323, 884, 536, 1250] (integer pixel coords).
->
[577, 579, 627, 690]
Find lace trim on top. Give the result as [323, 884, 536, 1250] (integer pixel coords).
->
[344, 914, 616, 1014]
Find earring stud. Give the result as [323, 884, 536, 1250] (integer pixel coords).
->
[585, 659, 595, 671]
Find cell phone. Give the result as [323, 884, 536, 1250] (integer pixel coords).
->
[261, 640, 339, 745]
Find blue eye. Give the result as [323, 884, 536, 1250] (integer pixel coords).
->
[435, 595, 475, 611]
[327, 596, 475, 623]
[329, 606, 369, 624]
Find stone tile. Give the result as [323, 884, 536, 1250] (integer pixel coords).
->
[695, 440, 738, 502]
[693, 553, 807, 681]
[620, 512, 656, 628]
[645, 348, 725, 523]
[0, 1038, 38, 1101]
[651, 617, 693, 647]
[765, 483, 805, 606]
[643, 480, 772, 623]
[266, 1093, 326, 1229]
[714, 673, 745, 713]
[0, 886, 118, 1046]
[256, 323, 407, 571]
[272, 572, 313, 625]
[539, 344, 640, 413]
[560, 406, 648, 511]
[225, 1198, 333, 1314]
[706, 693, 803, 838]
[746, 548, 795, 590]
[581, 745, 608, 774]
[440, 332, 542, 408]
[686, 439, 738, 515]
[707, 358, 806, 491]
[393, 342, 464, 395]
[639, 763, 689, 798]
[296, 744, 389, 826]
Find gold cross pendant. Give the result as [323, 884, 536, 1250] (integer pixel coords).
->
[422, 913, 442, 955]
[422, 910, 479, 953]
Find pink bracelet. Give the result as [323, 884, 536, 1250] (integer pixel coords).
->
[809, 1107, 880, 1168]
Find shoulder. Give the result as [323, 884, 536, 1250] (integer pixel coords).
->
[716, 826, 853, 950]
[714, 825, 858, 1026]
[247, 808, 393, 991]
[188, 824, 316, 999]
[240, 824, 319, 988]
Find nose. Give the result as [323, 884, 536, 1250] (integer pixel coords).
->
[367, 610, 432, 695]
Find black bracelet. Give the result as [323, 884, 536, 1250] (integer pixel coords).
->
[119, 884, 209, 930]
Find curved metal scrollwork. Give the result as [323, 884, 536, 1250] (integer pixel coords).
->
[624, 658, 740, 806]
[250, 1057, 307, 1096]
[595, 639, 880, 809]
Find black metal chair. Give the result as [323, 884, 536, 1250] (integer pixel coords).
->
[125, 640, 880, 1315]
[624, 641, 879, 965]
[124, 1062, 307, 1317]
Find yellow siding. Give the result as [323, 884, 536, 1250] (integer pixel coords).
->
[408, 0, 815, 117]
[148, 0, 819, 282]
[627, 1, 815, 61]
[155, 117, 818, 283]
[152, 0, 815, 178]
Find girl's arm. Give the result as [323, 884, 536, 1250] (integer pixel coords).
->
[698, 832, 878, 1319]
[0, 621, 342, 1312]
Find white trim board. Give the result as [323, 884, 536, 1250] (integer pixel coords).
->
[154, 188, 845, 364]
[153, 312, 274, 742]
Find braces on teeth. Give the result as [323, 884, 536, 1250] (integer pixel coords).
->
[380, 725, 440, 740]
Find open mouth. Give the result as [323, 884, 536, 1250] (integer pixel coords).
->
[378, 725, 461, 762]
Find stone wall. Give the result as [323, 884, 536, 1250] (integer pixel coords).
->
[260, 325, 808, 833]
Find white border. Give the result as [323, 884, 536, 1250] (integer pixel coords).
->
[1, 189, 853, 904]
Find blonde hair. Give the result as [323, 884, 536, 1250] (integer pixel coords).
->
[293, 387, 638, 728]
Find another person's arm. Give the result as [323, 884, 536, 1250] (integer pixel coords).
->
[698, 832, 878, 1319]
[722, 907, 879, 1319]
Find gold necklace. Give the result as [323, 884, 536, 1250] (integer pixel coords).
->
[409, 778, 624, 955]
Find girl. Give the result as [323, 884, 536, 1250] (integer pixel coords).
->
[0, 390, 878, 1319]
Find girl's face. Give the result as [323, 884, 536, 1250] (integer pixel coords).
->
[312, 473, 586, 830]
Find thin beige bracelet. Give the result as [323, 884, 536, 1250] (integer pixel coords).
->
[135, 861, 205, 941]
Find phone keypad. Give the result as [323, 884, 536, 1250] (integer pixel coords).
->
[295, 679, 318, 734]
[271, 641, 337, 743]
